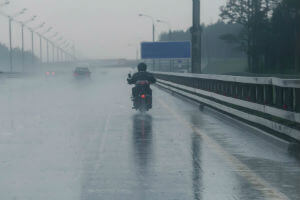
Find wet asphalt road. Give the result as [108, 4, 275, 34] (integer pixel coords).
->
[0, 67, 299, 200]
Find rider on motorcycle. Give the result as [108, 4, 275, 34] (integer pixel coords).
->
[127, 63, 156, 108]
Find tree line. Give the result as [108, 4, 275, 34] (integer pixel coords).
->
[159, 0, 300, 74]
[160, 22, 245, 59]
[0, 43, 39, 71]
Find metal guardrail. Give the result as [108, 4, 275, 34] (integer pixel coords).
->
[154, 72, 300, 112]
[153, 71, 300, 142]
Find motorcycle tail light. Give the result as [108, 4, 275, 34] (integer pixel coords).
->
[141, 94, 146, 99]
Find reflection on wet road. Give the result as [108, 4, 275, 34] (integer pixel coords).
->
[131, 114, 154, 199]
[0, 68, 299, 200]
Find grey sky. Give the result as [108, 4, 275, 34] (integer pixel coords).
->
[0, 0, 226, 59]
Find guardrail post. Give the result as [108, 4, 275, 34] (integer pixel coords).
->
[295, 89, 300, 112]
[208, 80, 211, 91]
[255, 86, 258, 103]
[241, 84, 244, 99]
[248, 85, 253, 101]
[263, 85, 267, 104]
[220, 82, 225, 95]
[264, 85, 273, 105]
[283, 88, 286, 109]
[283, 88, 293, 111]
[237, 84, 241, 99]
[276, 87, 283, 108]
[293, 88, 297, 111]
[257, 85, 262, 104]
[273, 86, 277, 106]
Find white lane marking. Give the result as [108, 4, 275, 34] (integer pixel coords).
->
[157, 98, 290, 200]
[94, 113, 111, 171]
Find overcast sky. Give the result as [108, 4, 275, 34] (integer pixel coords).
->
[0, 0, 226, 59]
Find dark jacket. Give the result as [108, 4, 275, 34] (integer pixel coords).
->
[127, 71, 156, 85]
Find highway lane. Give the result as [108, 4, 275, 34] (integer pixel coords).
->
[0, 67, 299, 200]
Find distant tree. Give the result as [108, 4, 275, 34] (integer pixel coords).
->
[202, 21, 245, 58]
[159, 21, 245, 59]
[285, 0, 300, 72]
[159, 30, 191, 42]
[220, 0, 278, 72]
[267, 0, 300, 72]
[0, 43, 9, 68]
[0, 43, 39, 72]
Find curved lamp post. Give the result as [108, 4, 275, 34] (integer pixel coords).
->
[139, 13, 156, 70]
[18, 15, 36, 71]
[40, 27, 52, 64]
[29, 22, 45, 64]
[157, 19, 172, 41]
[139, 14, 155, 42]
[7, 8, 27, 72]
[55, 36, 64, 62]
[38, 27, 52, 63]
[49, 32, 58, 63]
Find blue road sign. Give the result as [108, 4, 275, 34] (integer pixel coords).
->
[141, 41, 191, 59]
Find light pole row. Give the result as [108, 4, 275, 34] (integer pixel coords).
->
[0, 1, 75, 73]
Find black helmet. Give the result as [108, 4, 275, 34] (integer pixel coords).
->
[137, 63, 147, 72]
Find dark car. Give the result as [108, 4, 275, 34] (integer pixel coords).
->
[73, 67, 91, 79]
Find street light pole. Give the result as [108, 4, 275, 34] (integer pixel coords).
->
[139, 14, 156, 42]
[61, 42, 71, 63]
[157, 19, 172, 41]
[31, 30, 34, 65]
[46, 39, 49, 64]
[152, 23, 155, 42]
[55, 37, 63, 63]
[52, 43, 55, 63]
[30, 22, 45, 65]
[39, 34, 42, 63]
[72, 42, 76, 61]
[19, 16, 36, 72]
[191, 0, 202, 73]
[39, 27, 52, 65]
[8, 17, 12, 72]
[48, 32, 58, 63]
[61, 49, 63, 63]
[58, 48, 61, 62]
[21, 24, 24, 69]
[6, 8, 27, 72]
[57, 47, 60, 62]
[139, 14, 156, 70]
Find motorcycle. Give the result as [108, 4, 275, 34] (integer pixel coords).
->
[128, 74, 152, 112]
